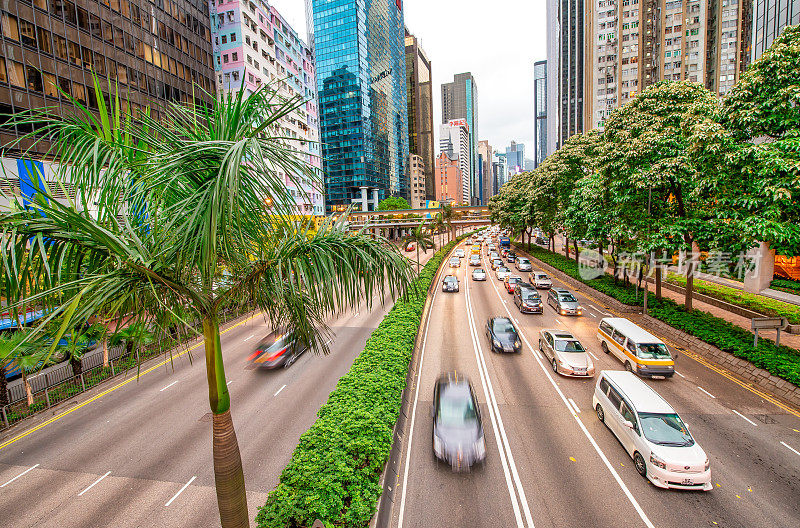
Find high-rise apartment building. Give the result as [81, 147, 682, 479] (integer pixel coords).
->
[404, 29, 434, 201]
[306, 0, 408, 212]
[752, 0, 799, 61]
[441, 72, 479, 204]
[210, 0, 323, 216]
[505, 141, 525, 175]
[477, 140, 493, 204]
[439, 119, 470, 204]
[407, 153, 425, 209]
[434, 151, 461, 204]
[533, 60, 549, 167]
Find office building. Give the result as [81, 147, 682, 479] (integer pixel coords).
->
[477, 140, 493, 204]
[493, 151, 507, 193]
[407, 153, 425, 209]
[547, 0, 586, 148]
[0, 0, 214, 161]
[307, 0, 409, 212]
[439, 119, 470, 204]
[752, 0, 800, 61]
[405, 29, 434, 201]
[441, 72, 479, 204]
[210, 0, 323, 215]
[505, 141, 525, 175]
[524, 158, 535, 171]
[434, 151, 461, 204]
[533, 60, 548, 167]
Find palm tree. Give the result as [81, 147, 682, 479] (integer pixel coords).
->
[0, 331, 44, 407]
[1, 78, 411, 527]
[110, 323, 155, 366]
[403, 222, 436, 272]
[440, 203, 455, 243]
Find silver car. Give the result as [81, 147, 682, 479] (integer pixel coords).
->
[491, 258, 504, 270]
[449, 256, 461, 268]
[531, 271, 552, 289]
[516, 257, 532, 272]
[469, 255, 481, 267]
[495, 266, 511, 281]
[455, 248, 466, 258]
[472, 267, 487, 281]
[547, 288, 583, 315]
[538, 329, 595, 377]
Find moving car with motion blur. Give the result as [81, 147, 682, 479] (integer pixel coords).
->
[249, 327, 307, 369]
[449, 256, 461, 268]
[442, 275, 460, 292]
[516, 257, 532, 272]
[538, 329, 594, 377]
[432, 372, 486, 471]
[472, 268, 487, 281]
[504, 274, 522, 293]
[485, 317, 522, 353]
[531, 271, 552, 289]
[593, 371, 711, 490]
[495, 266, 511, 281]
[547, 288, 583, 316]
[513, 283, 543, 313]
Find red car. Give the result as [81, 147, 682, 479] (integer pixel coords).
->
[504, 275, 522, 293]
[405, 243, 415, 252]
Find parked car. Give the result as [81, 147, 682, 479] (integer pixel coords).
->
[495, 266, 511, 281]
[513, 284, 543, 314]
[432, 373, 486, 471]
[506, 251, 516, 263]
[516, 257, 532, 272]
[249, 328, 307, 369]
[538, 329, 594, 377]
[547, 288, 583, 316]
[531, 271, 552, 289]
[486, 317, 521, 353]
[593, 371, 711, 490]
[449, 256, 461, 268]
[598, 318, 675, 378]
[472, 268, 487, 281]
[442, 275, 459, 292]
[469, 255, 481, 266]
[504, 274, 522, 293]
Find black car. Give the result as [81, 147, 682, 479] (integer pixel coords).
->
[432, 373, 486, 470]
[506, 251, 516, 263]
[249, 328, 307, 369]
[486, 317, 522, 353]
[442, 275, 459, 292]
[513, 284, 543, 314]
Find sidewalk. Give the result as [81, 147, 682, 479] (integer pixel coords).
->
[687, 269, 800, 306]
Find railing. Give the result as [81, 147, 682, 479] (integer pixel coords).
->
[347, 215, 491, 228]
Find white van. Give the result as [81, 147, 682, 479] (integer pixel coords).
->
[597, 318, 675, 378]
[593, 370, 712, 491]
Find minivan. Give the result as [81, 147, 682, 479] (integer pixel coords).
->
[593, 371, 711, 491]
[597, 318, 675, 378]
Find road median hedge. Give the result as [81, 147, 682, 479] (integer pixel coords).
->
[518, 244, 800, 389]
[256, 235, 468, 528]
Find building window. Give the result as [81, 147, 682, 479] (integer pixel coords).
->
[221, 35, 227, 44]
[232, 52, 238, 61]
[223, 54, 229, 63]
[231, 33, 236, 42]
[7, 59, 24, 87]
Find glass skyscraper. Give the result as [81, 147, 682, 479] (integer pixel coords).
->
[306, 0, 409, 212]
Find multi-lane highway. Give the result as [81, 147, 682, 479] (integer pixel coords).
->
[0, 236, 446, 528]
[392, 238, 800, 528]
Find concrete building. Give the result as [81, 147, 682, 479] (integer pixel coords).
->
[439, 120, 470, 204]
[493, 151, 507, 193]
[405, 29, 435, 201]
[547, 0, 586, 148]
[407, 153, 425, 209]
[505, 141, 525, 175]
[441, 72, 479, 204]
[210, 0, 323, 215]
[533, 60, 549, 167]
[752, 0, 800, 61]
[306, 0, 408, 212]
[477, 140, 493, 204]
[434, 151, 462, 203]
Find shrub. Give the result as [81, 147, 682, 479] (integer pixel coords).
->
[772, 278, 800, 294]
[256, 234, 473, 527]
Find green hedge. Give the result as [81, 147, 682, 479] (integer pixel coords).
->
[772, 278, 800, 295]
[517, 244, 800, 389]
[667, 273, 800, 324]
[256, 235, 471, 528]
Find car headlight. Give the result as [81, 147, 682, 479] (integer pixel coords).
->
[514, 340, 521, 348]
[704, 458, 710, 471]
[474, 437, 485, 458]
[650, 453, 667, 469]
[493, 339, 501, 347]
[561, 309, 566, 315]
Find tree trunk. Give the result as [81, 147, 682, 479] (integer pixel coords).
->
[573, 240, 579, 263]
[102, 338, 109, 368]
[564, 237, 570, 258]
[0, 365, 8, 407]
[684, 240, 699, 310]
[203, 315, 248, 528]
[655, 263, 662, 300]
[416, 246, 421, 273]
[23, 371, 33, 407]
[71, 355, 82, 379]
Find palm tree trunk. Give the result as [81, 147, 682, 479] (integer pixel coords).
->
[0, 365, 8, 407]
[102, 338, 109, 368]
[23, 370, 33, 406]
[203, 315, 248, 528]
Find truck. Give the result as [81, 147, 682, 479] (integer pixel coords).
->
[499, 236, 511, 248]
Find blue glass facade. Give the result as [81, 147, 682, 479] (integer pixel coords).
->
[307, 0, 409, 211]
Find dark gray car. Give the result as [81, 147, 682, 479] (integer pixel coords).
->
[547, 287, 583, 315]
[432, 373, 486, 471]
[486, 317, 522, 353]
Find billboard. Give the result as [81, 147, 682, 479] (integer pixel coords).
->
[447, 118, 469, 132]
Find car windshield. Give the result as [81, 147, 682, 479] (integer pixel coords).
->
[474, 268, 485, 273]
[260, 333, 290, 353]
[554, 339, 585, 352]
[498, 267, 509, 272]
[536, 274, 549, 280]
[519, 259, 529, 264]
[438, 392, 478, 428]
[521, 290, 539, 301]
[450, 258, 459, 263]
[444, 277, 457, 284]
[559, 294, 577, 302]
[508, 277, 520, 284]
[637, 343, 671, 359]
[638, 413, 694, 447]
[493, 319, 516, 334]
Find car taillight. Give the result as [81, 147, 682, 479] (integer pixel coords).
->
[261, 346, 289, 362]
[248, 350, 263, 361]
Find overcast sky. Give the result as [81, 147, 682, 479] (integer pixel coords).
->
[270, 1, 547, 158]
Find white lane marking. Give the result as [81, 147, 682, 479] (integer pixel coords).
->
[398, 248, 450, 528]
[0, 464, 39, 488]
[568, 398, 581, 414]
[226, 380, 234, 386]
[732, 410, 758, 427]
[243, 334, 254, 342]
[484, 265, 657, 528]
[675, 371, 687, 379]
[589, 313, 597, 318]
[78, 471, 111, 496]
[159, 380, 179, 392]
[587, 351, 599, 361]
[782, 442, 800, 457]
[465, 271, 532, 528]
[165, 476, 196, 506]
[555, 319, 564, 326]
[273, 384, 287, 397]
[588, 304, 599, 311]
[697, 386, 716, 399]
[534, 349, 543, 360]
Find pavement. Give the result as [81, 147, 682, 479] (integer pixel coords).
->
[0, 233, 448, 528]
[390, 238, 800, 528]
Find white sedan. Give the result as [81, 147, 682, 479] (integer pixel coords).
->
[472, 268, 487, 281]
[496, 266, 511, 281]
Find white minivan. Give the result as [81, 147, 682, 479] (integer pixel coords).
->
[593, 371, 712, 491]
[597, 318, 675, 378]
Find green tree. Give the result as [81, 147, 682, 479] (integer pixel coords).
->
[377, 196, 410, 211]
[1, 81, 411, 527]
[0, 331, 45, 407]
[403, 222, 436, 272]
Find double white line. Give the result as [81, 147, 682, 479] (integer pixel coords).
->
[464, 270, 535, 528]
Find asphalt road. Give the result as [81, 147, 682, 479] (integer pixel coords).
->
[392, 239, 800, 528]
[0, 234, 447, 528]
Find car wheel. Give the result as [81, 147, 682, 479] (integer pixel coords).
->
[552, 359, 558, 373]
[596, 403, 604, 423]
[633, 452, 647, 478]
[625, 361, 634, 373]
[601, 342, 610, 354]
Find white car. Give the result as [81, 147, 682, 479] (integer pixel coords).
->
[472, 268, 487, 281]
[593, 371, 712, 491]
[538, 330, 594, 377]
[516, 257, 532, 272]
[495, 266, 511, 281]
[469, 255, 481, 267]
[531, 272, 552, 289]
[449, 257, 461, 268]
[455, 248, 466, 258]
